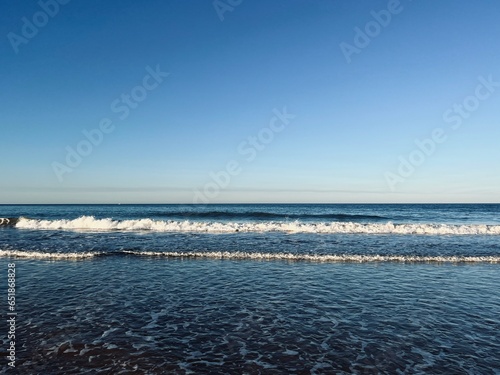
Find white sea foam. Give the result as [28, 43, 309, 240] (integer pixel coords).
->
[14, 216, 500, 235]
[2, 249, 497, 263]
[0, 249, 97, 259]
[123, 251, 500, 263]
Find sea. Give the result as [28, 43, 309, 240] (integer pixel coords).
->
[1, 203, 499, 374]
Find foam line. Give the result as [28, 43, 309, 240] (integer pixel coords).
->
[1, 249, 499, 263]
[123, 251, 500, 263]
[0, 250, 98, 259]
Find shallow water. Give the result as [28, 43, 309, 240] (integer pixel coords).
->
[2, 258, 499, 374]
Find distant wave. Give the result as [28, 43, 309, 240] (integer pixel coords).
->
[11, 216, 500, 235]
[151, 211, 388, 221]
[1, 249, 499, 263]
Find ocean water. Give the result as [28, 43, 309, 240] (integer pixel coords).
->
[1, 204, 499, 374]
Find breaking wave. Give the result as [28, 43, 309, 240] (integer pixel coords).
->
[1, 249, 499, 263]
[0, 218, 19, 227]
[11, 216, 500, 235]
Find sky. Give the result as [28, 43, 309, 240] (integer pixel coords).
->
[1, 0, 499, 204]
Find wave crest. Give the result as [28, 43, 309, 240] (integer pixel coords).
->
[13, 216, 500, 235]
[151, 211, 387, 221]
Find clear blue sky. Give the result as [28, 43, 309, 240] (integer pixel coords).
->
[1, 0, 499, 203]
